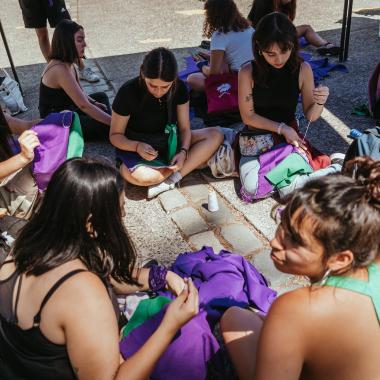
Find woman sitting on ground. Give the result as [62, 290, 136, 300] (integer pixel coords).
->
[239, 12, 339, 201]
[221, 157, 380, 380]
[187, 0, 254, 92]
[111, 47, 223, 198]
[39, 19, 111, 141]
[0, 109, 40, 219]
[248, 0, 340, 55]
[0, 157, 198, 380]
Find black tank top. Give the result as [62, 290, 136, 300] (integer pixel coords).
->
[0, 261, 120, 380]
[39, 64, 79, 118]
[252, 61, 301, 124]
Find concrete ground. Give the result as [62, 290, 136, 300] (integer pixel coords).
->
[1, 0, 379, 292]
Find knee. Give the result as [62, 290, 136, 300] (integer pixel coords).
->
[207, 127, 225, 145]
[126, 167, 165, 186]
[220, 306, 244, 334]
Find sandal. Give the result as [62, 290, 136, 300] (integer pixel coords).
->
[317, 42, 341, 56]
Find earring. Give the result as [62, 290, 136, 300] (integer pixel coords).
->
[258, 50, 263, 56]
[319, 268, 332, 286]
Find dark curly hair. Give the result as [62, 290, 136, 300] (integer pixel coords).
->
[203, 0, 250, 39]
[281, 157, 380, 269]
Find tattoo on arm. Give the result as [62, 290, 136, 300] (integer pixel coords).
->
[245, 93, 255, 113]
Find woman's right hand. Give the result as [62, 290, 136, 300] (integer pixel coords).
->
[162, 278, 199, 333]
[136, 142, 158, 161]
[281, 125, 301, 147]
[18, 130, 40, 163]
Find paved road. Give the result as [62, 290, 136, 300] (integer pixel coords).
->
[1, 0, 379, 291]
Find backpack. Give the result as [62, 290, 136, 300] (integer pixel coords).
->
[369, 61, 380, 122]
[0, 69, 28, 115]
[344, 126, 380, 165]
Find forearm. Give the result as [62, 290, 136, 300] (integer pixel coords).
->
[243, 112, 281, 134]
[179, 127, 191, 151]
[82, 102, 111, 125]
[305, 102, 324, 122]
[0, 154, 29, 181]
[109, 133, 139, 152]
[116, 321, 176, 380]
[6, 114, 36, 134]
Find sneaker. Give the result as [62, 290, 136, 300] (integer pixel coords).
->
[78, 67, 100, 83]
[330, 152, 345, 166]
[147, 181, 175, 199]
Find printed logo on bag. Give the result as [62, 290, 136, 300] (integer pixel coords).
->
[217, 83, 232, 98]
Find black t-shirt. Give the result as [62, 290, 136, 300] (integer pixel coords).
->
[112, 77, 189, 136]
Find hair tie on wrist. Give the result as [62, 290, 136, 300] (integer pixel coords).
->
[277, 122, 285, 135]
[316, 102, 325, 106]
[180, 147, 188, 159]
[148, 265, 168, 292]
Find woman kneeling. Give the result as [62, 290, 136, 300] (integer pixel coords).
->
[111, 47, 223, 198]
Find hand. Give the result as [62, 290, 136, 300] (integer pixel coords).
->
[169, 151, 186, 172]
[18, 130, 40, 163]
[136, 142, 158, 161]
[165, 271, 186, 296]
[313, 85, 329, 106]
[162, 278, 199, 332]
[281, 125, 302, 147]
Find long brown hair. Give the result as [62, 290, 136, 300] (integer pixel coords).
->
[203, 0, 250, 39]
[248, 0, 296, 27]
[252, 12, 301, 85]
[0, 110, 15, 162]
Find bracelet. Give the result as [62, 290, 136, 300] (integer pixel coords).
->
[316, 102, 325, 106]
[277, 122, 285, 135]
[148, 265, 168, 292]
[180, 147, 188, 159]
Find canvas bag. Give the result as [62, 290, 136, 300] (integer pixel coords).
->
[0, 69, 27, 115]
[205, 72, 239, 114]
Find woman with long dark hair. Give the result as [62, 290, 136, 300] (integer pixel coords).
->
[221, 157, 380, 380]
[39, 19, 111, 141]
[111, 47, 223, 198]
[0, 157, 198, 379]
[238, 12, 338, 200]
[248, 0, 339, 55]
[0, 109, 40, 218]
[187, 0, 254, 91]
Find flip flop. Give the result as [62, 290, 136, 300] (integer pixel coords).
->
[317, 43, 341, 56]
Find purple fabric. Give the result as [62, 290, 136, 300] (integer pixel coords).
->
[178, 56, 200, 89]
[120, 247, 276, 380]
[120, 307, 221, 380]
[31, 112, 72, 192]
[255, 143, 297, 199]
[171, 247, 276, 323]
[148, 265, 168, 292]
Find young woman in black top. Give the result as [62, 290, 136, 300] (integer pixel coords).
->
[39, 20, 111, 141]
[111, 47, 223, 198]
[248, 0, 339, 55]
[0, 158, 198, 380]
[238, 12, 336, 199]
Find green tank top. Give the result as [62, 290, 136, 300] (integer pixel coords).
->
[325, 262, 380, 322]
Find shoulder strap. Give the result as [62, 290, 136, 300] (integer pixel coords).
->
[41, 63, 66, 79]
[33, 269, 87, 326]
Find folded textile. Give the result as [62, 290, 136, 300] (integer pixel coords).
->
[265, 152, 313, 189]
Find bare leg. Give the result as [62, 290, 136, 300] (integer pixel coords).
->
[35, 27, 50, 61]
[120, 164, 172, 186]
[187, 72, 206, 92]
[296, 24, 328, 47]
[179, 127, 224, 177]
[221, 307, 264, 380]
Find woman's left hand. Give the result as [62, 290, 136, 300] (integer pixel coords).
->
[313, 85, 329, 106]
[169, 152, 186, 172]
[165, 270, 186, 296]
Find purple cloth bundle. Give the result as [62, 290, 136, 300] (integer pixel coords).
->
[31, 112, 72, 192]
[120, 247, 276, 380]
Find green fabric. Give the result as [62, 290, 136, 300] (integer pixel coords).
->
[352, 104, 371, 117]
[165, 123, 178, 162]
[121, 296, 172, 339]
[325, 262, 380, 323]
[266, 153, 313, 189]
[67, 112, 84, 159]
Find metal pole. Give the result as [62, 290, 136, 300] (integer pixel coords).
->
[0, 19, 23, 94]
[343, 0, 354, 61]
[339, 0, 349, 62]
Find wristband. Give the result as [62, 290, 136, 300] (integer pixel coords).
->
[180, 147, 188, 159]
[316, 102, 325, 106]
[148, 265, 168, 292]
[277, 122, 285, 135]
